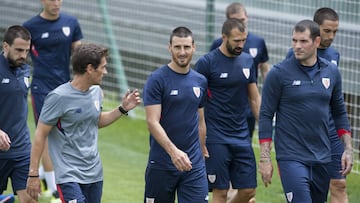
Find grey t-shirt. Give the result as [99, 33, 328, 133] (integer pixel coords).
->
[40, 82, 103, 184]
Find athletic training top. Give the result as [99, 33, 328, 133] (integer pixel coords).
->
[143, 65, 207, 171]
[39, 83, 103, 184]
[211, 32, 268, 118]
[286, 47, 343, 155]
[259, 55, 350, 164]
[195, 48, 256, 145]
[23, 13, 83, 93]
[0, 53, 31, 158]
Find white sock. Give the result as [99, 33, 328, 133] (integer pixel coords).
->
[39, 165, 45, 180]
[44, 171, 57, 193]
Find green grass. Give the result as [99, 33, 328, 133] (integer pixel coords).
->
[5, 105, 360, 202]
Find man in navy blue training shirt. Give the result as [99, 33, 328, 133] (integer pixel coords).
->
[259, 20, 353, 203]
[143, 27, 209, 203]
[286, 8, 349, 203]
[210, 2, 269, 144]
[0, 25, 34, 203]
[196, 18, 261, 203]
[23, 0, 83, 198]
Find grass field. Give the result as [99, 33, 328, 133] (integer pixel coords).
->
[4, 107, 360, 202]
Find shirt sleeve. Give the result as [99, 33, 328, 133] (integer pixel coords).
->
[330, 67, 351, 131]
[39, 92, 64, 125]
[258, 66, 282, 141]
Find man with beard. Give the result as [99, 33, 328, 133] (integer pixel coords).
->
[210, 2, 269, 151]
[259, 19, 352, 203]
[195, 18, 260, 203]
[0, 25, 35, 203]
[143, 26, 209, 203]
[285, 8, 349, 203]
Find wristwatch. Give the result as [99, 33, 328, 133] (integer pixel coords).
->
[118, 106, 128, 116]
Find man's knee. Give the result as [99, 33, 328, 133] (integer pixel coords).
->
[230, 188, 256, 203]
[330, 179, 347, 193]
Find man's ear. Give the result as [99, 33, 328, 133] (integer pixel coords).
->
[222, 33, 227, 42]
[85, 64, 94, 73]
[3, 42, 9, 53]
[315, 36, 321, 47]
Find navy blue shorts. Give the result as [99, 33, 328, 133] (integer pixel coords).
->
[0, 154, 30, 194]
[57, 181, 103, 203]
[144, 166, 208, 203]
[205, 143, 257, 190]
[327, 153, 345, 180]
[278, 160, 330, 203]
[30, 91, 48, 123]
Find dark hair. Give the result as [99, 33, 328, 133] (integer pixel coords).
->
[3, 25, 31, 45]
[222, 18, 246, 37]
[226, 2, 247, 19]
[169, 26, 194, 44]
[71, 43, 108, 74]
[293, 19, 320, 41]
[313, 7, 339, 25]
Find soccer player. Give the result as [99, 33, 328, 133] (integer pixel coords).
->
[26, 43, 141, 203]
[0, 25, 34, 203]
[23, 0, 83, 199]
[285, 8, 349, 203]
[143, 26, 209, 203]
[195, 18, 260, 203]
[210, 2, 269, 143]
[259, 19, 353, 203]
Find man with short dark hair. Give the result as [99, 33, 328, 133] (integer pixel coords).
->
[143, 26, 209, 203]
[26, 43, 141, 203]
[196, 18, 260, 203]
[0, 25, 34, 203]
[285, 7, 349, 203]
[259, 19, 352, 203]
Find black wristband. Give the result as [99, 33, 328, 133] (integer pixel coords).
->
[28, 175, 39, 178]
[118, 106, 128, 116]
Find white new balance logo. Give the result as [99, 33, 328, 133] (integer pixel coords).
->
[220, 73, 228, 78]
[170, 90, 178, 95]
[1, 78, 10, 84]
[292, 80, 301, 86]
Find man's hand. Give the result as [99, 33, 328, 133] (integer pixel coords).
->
[121, 89, 141, 112]
[259, 141, 273, 187]
[259, 158, 273, 187]
[170, 148, 192, 172]
[340, 148, 353, 176]
[0, 130, 11, 151]
[26, 176, 41, 201]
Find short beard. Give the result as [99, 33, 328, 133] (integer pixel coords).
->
[226, 41, 241, 56]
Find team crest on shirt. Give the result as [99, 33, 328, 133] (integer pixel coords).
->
[243, 68, 250, 79]
[193, 87, 200, 98]
[62, 26, 71, 37]
[23, 77, 29, 88]
[208, 174, 216, 183]
[249, 48, 258, 58]
[322, 78, 330, 89]
[286, 192, 293, 202]
[94, 100, 100, 111]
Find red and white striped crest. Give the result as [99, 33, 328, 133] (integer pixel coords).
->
[322, 78, 330, 89]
